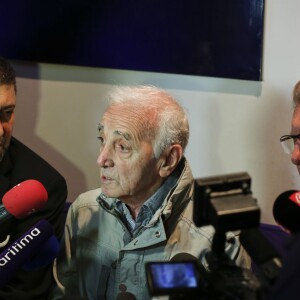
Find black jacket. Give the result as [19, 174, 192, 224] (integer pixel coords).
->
[266, 231, 300, 300]
[0, 137, 68, 300]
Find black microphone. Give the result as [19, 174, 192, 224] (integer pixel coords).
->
[273, 190, 300, 234]
[116, 292, 136, 300]
[240, 228, 282, 285]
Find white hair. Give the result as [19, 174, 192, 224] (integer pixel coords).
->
[105, 85, 189, 158]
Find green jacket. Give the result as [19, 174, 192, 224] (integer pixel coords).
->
[53, 159, 250, 300]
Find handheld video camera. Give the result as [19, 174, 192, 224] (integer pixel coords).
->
[146, 172, 264, 300]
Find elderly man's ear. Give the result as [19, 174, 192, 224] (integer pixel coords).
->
[159, 144, 183, 178]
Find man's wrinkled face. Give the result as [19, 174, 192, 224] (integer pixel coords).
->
[0, 85, 16, 161]
[97, 104, 164, 205]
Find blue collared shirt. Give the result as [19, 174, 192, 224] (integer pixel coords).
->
[116, 170, 179, 236]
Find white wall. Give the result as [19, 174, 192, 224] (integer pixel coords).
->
[11, 0, 300, 224]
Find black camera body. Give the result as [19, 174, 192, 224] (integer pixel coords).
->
[146, 172, 267, 300]
[193, 172, 260, 231]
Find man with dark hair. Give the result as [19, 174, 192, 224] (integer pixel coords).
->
[0, 57, 68, 299]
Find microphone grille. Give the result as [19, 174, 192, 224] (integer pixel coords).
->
[3, 179, 48, 218]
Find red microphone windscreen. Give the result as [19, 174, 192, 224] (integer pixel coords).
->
[273, 190, 300, 234]
[2, 180, 48, 218]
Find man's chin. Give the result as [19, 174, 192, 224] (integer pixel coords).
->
[100, 188, 114, 198]
[101, 189, 123, 200]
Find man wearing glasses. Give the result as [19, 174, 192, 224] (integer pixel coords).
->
[268, 81, 300, 300]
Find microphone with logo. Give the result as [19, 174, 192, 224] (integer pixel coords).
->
[22, 234, 59, 271]
[272, 190, 300, 234]
[0, 179, 59, 285]
[0, 219, 58, 287]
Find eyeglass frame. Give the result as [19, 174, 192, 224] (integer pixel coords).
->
[280, 133, 300, 154]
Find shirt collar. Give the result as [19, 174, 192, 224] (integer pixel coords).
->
[115, 168, 180, 233]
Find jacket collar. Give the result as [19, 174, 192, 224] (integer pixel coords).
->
[148, 157, 194, 225]
[98, 157, 194, 228]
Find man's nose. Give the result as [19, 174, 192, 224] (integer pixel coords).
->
[97, 145, 114, 168]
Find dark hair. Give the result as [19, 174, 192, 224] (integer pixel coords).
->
[0, 57, 16, 93]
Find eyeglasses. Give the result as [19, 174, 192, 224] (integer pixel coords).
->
[280, 134, 300, 154]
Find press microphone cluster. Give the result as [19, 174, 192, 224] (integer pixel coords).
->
[0, 179, 59, 287]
